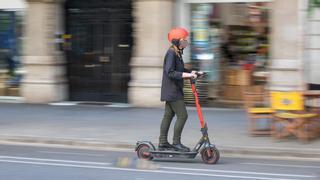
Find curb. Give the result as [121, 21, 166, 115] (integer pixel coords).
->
[0, 135, 319, 162]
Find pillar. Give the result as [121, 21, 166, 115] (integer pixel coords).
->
[22, 0, 68, 103]
[269, 0, 305, 91]
[129, 0, 173, 107]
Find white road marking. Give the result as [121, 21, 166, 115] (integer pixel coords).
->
[48, 102, 78, 106]
[0, 141, 134, 152]
[162, 166, 315, 178]
[221, 154, 320, 162]
[0, 159, 302, 180]
[37, 151, 105, 157]
[0, 155, 111, 166]
[242, 162, 320, 169]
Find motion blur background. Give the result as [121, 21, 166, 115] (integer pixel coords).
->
[0, 0, 319, 108]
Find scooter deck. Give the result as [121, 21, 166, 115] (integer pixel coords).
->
[150, 150, 197, 159]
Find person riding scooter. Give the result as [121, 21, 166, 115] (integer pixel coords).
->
[159, 27, 202, 152]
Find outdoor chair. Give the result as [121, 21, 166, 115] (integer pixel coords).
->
[244, 87, 273, 136]
[270, 91, 318, 142]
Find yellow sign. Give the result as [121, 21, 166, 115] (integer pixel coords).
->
[62, 34, 72, 39]
[270, 91, 304, 111]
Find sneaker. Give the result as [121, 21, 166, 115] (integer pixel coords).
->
[172, 143, 190, 152]
[158, 142, 175, 151]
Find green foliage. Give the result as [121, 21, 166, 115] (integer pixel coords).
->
[309, 0, 320, 16]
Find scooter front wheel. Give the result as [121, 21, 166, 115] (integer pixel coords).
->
[136, 144, 153, 160]
[201, 147, 220, 164]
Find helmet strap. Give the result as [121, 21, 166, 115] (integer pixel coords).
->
[172, 45, 183, 58]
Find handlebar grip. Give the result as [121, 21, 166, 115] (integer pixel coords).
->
[195, 72, 207, 77]
[190, 72, 206, 84]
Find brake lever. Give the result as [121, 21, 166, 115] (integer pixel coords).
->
[196, 72, 207, 78]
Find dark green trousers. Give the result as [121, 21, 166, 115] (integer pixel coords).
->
[159, 100, 188, 144]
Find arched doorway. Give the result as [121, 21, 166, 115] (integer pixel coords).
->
[65, 0, 133, 102]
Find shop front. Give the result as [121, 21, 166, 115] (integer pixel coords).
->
[0, 10, 23, 99]
[174, 0, 302, 107]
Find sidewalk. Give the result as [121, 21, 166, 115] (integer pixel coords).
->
[0, 103, 319, 160]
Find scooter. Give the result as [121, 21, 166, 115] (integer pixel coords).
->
[135, 73, 220, 164]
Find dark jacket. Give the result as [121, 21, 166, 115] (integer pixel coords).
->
[161, 47, 191, 102]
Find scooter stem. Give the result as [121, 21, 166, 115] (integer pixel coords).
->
[190, 79, 205, 129]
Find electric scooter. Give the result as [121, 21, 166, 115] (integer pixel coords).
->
[135, 73, 220, 164]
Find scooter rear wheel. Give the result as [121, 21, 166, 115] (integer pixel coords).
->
[136, 144, 153, 160]
[201, 147, 220, 164]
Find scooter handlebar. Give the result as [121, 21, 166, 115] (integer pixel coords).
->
[190, 72, 206, 84]
[195, 72, 207, 77]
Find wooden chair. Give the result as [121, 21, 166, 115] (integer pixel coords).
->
[270, 91, 318, 142]
[304, 91, 320, 139]
[244, 87, 273, 136]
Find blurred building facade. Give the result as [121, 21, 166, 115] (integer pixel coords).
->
[0, 1, 24, 98]
[4, 0, 320, 106]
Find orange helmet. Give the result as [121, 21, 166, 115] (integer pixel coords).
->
[168, 27, 189, 43]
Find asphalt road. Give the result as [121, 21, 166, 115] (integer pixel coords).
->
[0, 144, 319, 180]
